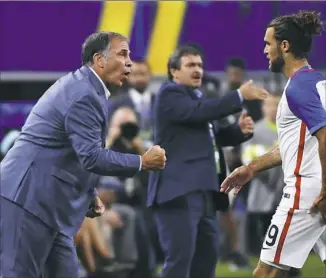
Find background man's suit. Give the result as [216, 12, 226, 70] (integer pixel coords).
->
[107, 90, 156, 124]
[0, 66, 141, 278]
[147, 82, 248, 278]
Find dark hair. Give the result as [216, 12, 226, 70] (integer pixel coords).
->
[167, 45, 203, 81]
[268, 10, 324, 59]
[132, 58, 151, 71]
[226, 57, 246, 70]
[81, 32, 128, 65]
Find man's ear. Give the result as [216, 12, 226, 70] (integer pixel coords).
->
[93, 53, 105, 69]
[281, 40, 290, 53]
[170, 68, 177, 79]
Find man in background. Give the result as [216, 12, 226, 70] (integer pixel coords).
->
[148, 45, 269, 278]
[106, 107, 159, 278]
[225, 58, 262, 122]
[108, 59, 155, 148]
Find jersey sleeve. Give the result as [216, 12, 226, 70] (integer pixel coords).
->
[286, 76, 326, 135]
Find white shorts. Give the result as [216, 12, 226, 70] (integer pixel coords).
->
[260, 206, 326, 269]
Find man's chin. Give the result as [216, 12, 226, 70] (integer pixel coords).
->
[269, 59, 284, 73]
[269, 66, 282, 73]
[110, 79, 124, 87]
[191, 81, 202, 88]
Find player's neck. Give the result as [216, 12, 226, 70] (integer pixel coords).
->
[283, 59, 309, 79]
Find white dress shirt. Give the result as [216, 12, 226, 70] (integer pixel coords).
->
[89, 67, 111, 99]
[128, 88, 152, 113]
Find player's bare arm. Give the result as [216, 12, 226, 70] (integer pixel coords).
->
[315, 126, 326, 193]
[220, 146, 281, 194]
[247, 146, 282, 175]
[310, 125, 326, 221]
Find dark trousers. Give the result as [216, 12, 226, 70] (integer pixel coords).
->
[153, 191, 219, 278]
[246, 212, 274, 256]
[0, 196, 79, 278]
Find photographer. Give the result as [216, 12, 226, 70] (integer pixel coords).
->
[106, 107, 146, 156]
[106, 107, 158, 278]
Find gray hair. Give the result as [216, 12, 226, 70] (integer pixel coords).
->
[81, 32, 128, 65]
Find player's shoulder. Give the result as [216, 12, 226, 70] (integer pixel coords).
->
[287, 68, 325, 94]
[290, 68, 325, 86]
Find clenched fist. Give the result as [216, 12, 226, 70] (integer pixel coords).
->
[141, 145, 166, 171]
[239, 80, 270, 100]
[238, 111, 254, 135]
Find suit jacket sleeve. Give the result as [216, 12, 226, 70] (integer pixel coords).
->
[65, 94, 141, 176]
[158, 85, 242, 124]
[215, 122, 253, 147]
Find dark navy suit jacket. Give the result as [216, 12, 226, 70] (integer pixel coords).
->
[147, 82, 248, 207]
[0, 66, 141, 236]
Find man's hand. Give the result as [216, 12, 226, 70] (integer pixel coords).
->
[309, 192, 326, 223]
[141, 145, 166, 171]
[238, 111, 254, 135]
[239, 80, 270, 100]
[86, 196, 105, 218]
[220, 165, 255, 195]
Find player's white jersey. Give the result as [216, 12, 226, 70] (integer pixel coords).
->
[261, 66, 326, 269]
[276, 66, 326, 209]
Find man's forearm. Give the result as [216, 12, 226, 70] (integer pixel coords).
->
[247, 146, 282, 174]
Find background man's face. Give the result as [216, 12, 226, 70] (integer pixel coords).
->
[172, 55, 203, 88]
[128, 62, 152, 93]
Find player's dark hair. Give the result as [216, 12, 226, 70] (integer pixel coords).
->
[268, 10, 324, 59]
[81, 32, 128, 65]
[226, 57, 246, 70]
[167, 45, 203, 81]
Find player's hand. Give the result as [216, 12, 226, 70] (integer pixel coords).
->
[239, 80, 270, 100]
[238, 111, 254, 135]
[220, 165, 255, 195]
[141, 145, 166, 171]
[86, 196, 105, 218]
[309, 192, 326, 223]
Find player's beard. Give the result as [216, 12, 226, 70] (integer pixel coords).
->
[270, 47, 285, 73]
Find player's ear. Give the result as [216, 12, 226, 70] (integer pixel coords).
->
[281, 40, 290, 53]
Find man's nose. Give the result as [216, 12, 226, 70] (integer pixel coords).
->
[195, 67, 203, 74]
[126, 56, 132, 67]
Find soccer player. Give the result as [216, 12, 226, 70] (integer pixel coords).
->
[221, 10, 326, 277]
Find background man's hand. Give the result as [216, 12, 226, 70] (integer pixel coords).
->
[239, 80, 270, 100]
[141, 145, 166, 170]
[238, 111, 254, 135]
